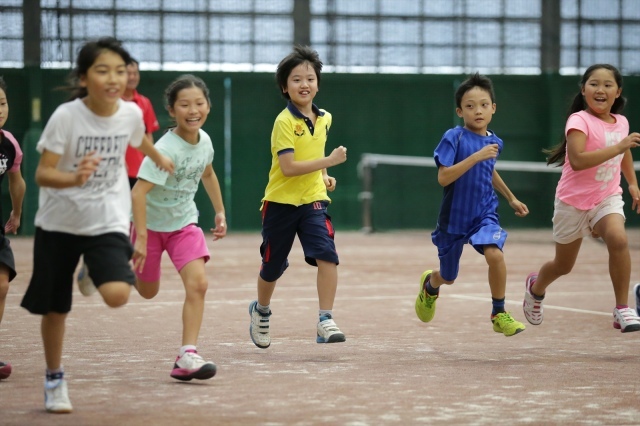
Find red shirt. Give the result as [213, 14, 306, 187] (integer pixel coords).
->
[125, 90, 160, 178]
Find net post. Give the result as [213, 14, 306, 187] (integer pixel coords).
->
[358, 154, 374, 233]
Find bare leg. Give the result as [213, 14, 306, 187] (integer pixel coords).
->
[593, 214, 630, 306]
[179, 259, 208, 346]
[484, 246, 506, 299]
[97, 282, 131, 308]
[257, 276, 277, 306]
[42, 313, 67, 370]
[427, 270, 455, 289]
[135, 279, 160, 299]
[531, 239, 582, 296]
[316, 260, 337, 310]
[0, 268, 9, 328]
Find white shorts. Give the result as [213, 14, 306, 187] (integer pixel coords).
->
[552, 194, 625, 244]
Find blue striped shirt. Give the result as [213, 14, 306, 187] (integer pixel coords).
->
[433, 126, 502, 234]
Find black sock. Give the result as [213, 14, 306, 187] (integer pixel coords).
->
[491, 297, 505, 316]
[425, 280, 439, 296]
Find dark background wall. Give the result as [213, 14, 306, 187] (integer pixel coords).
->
[2, 69, 639, 235]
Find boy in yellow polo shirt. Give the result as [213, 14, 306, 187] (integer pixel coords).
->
[249, 45, 348, 348]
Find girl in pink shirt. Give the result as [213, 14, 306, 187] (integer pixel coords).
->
[523, 64, 640, 332]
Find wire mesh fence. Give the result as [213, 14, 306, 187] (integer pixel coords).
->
[1, 0, 639, 74]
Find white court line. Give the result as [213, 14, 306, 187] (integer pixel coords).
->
[6, 293, 613, 317]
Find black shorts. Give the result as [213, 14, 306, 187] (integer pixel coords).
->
[21, 228, 135, 315]
[0, 235, 17, 282]
[259, 200, 339, 282]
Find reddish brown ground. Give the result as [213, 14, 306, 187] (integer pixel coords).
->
[1, 230, 639, 425]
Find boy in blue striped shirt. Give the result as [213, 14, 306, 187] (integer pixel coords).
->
[415, 73, 529, 336]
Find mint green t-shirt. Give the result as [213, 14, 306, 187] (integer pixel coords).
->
[137, 129, 214, 232]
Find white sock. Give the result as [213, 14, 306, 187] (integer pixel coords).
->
[180, 345, 197, 356]
[257, 302, 270, 314]
[319, 310, 332, 319]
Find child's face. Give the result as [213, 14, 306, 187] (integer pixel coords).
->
[126, 62, 140, 91]
[80, 50, 127, 108]
[581, 68, 621, 116]
[168, 86, 211, 135]
[456, 87, 495, 135]
[284, 62, 318, 109]
[0, 88, 7, 129]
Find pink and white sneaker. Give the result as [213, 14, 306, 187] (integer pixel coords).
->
[523, 272, 544, 325]
[0, 361, 11, 380]
[612, 307, 640, 333]
[170, 350, 216, 381]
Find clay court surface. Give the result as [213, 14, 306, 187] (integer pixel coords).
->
[1, 229, 639, 425]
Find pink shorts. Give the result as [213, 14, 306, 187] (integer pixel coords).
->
[131, 224, 210, 282]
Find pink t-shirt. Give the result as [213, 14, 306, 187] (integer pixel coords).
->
[556, 110, 628, 210]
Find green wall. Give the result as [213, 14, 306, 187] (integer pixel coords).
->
[1, 69, 639, 234]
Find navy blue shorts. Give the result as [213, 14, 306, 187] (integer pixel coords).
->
[259, 200, 339, 282]
[431, 217, 507, 282]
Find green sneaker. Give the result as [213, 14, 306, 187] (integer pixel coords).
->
[491, 312, 526, 336]
[415, 270, 438, 323]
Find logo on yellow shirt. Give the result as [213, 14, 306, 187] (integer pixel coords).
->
[294, 123, 305, 137]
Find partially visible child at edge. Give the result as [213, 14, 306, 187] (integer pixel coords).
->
[20, 37, 174, 414]
[0, 76, 27, 381]
[123, 57, 160, 189]
[249, 45, 348, 349]
[414, 72, 530, 337]
[130, 74, 226, 381]
[523, 64, 640, 332]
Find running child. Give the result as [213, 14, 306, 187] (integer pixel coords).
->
[123, 57, 160, 189]
[249, 45, 348, 348]
[131, 74, 226, 381]
[20, 37, 174, 414]
[523, 64, 640, 332]
[415, 72, 529, 337]
[0, 76, 26, 381]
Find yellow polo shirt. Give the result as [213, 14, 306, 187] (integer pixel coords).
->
[262, 103, 333, 206]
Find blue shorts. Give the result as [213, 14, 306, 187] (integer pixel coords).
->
[259, 200, 339, 282]
[431, 217, 507, 282]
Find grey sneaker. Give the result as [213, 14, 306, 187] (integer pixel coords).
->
[249, 301, 271, 349]
[44, 379, 73, 413]
[77, 263, 97, 296]
[316, 314, 346, 343]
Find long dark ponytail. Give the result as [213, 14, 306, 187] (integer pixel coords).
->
[544, 64, 626, 166]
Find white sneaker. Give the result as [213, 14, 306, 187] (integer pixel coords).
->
[523, 272, 544, 325]
[249, 301, 271, 349]
[44, 379, 73, 413]
[170, 351, 216, 381]
[634, 283, 640, 317]
[612, 307, 640, 333]
[77, 263, 97, 296]
[316, 315, 346, 343]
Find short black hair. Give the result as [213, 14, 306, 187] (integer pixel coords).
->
[275, 45, 323, 100]
[454, 72, 495, 108]
[0, 76, 6, 93]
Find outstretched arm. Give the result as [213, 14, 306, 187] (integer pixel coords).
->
[201, 164, 227, 240]
[137, 137, 175, 175]
[278, 146, 347, 177]
[35, 149, 101, 189]
[4, 170, 26, 234]
[131, 179, 155, 273]
[492, 170, 529, 217]
[620, 150, 640, 213]
[567, 130, 640, 171]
